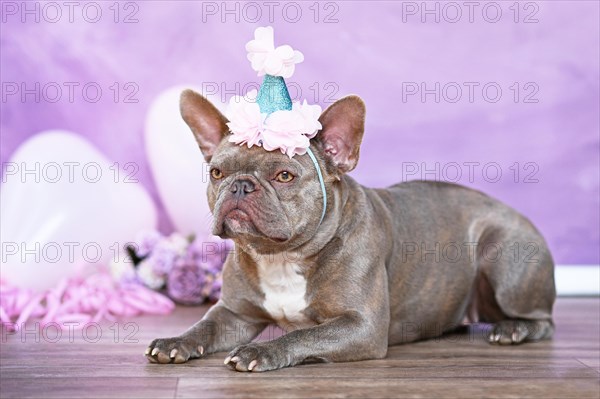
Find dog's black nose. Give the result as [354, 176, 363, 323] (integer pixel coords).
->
[230, 179, 255, 198]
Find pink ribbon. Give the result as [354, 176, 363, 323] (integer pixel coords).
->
[0, 271, 174, 331]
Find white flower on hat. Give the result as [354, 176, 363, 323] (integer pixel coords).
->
[246, 26, 304, 79]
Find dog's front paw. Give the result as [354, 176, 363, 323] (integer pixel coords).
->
[224, 342, 287, 372]
[145, 336, 204, 364]
[488, 320, 531, 345]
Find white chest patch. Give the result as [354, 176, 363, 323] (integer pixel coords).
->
[255, 254, 313, 330]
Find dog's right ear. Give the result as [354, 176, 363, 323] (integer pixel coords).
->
[180, 90, 229, 162]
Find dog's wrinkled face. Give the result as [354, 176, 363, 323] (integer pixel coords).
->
[180, 90, 366, 252]
[207, 141, 323, 250]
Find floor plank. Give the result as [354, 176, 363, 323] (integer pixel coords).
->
[1, 297, 598, 398]
[176, 377, 600, 399]
[1, 377, 178, 399]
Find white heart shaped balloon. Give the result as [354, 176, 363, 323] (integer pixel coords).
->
[145, 86, 225, 237]
[0, 131, 158, 291]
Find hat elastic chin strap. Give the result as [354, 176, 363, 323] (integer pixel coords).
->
[305, 147, 327, 227]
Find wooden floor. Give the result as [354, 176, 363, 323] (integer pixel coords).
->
[1, 297, 598, 398]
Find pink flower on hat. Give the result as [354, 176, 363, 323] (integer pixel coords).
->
[226, 94, 322, 158]
[226, 90, 265, 148]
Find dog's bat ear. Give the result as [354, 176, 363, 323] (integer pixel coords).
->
[180, 90, 229, 162]
[316, 95, 366, 175]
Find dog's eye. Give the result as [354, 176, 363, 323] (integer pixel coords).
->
[275, 171, 294, 183]
[210, 168, 224, 180]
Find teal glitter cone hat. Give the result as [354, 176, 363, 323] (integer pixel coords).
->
[256, 75, 293, 114]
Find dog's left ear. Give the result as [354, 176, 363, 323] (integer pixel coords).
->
[317, 95, 366, 175]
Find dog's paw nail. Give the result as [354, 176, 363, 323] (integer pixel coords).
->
[248, 360, 257, 371]
[224, 356, 232, 365]
[151, 348, 160, 356]
[170, 349, 178, 359]
[488, 333, 501, 343]
[231, 356, 240, 363]
[511, 332, 518, 342]
[198, 345, 204, 355]
[144, 347, 151, 355]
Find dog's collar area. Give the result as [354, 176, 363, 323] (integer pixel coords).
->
[306, 147, 327, 228]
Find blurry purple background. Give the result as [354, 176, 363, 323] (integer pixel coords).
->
[2, 1, 598, 264]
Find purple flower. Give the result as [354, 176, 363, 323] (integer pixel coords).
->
[165, 237, 232, 304]
[167, 259, 209, 305]
[139, 232, 188, 277]
[144, 245, 177, 277]
[134, 230, 163, 258]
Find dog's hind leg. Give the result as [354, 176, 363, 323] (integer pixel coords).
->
[473, 219, 556, 345]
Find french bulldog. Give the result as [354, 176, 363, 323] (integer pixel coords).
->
[145, 91, 556, 371]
